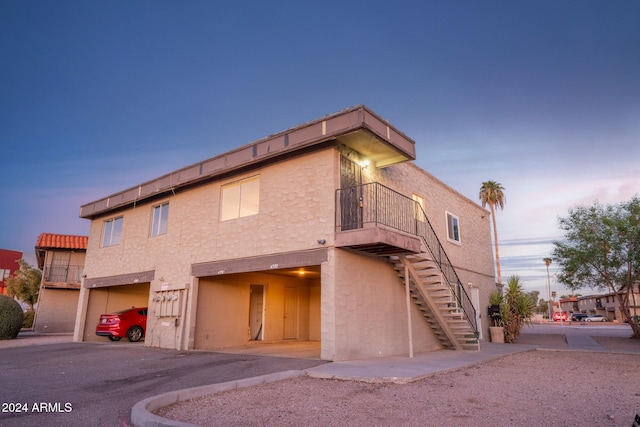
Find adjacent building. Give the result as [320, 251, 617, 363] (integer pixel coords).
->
[73, 105, 497, 361]
[0, 249, 22, 296]
[561, 291, 640, 321]
[33, 233, 88, 332]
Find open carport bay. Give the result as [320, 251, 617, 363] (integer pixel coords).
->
[83, 282, 150, 342]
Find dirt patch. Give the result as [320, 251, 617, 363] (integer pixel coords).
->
[156, 351, 640, 426]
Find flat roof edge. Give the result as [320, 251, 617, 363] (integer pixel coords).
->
[79, 105, 416, 219]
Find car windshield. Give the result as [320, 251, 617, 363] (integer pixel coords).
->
[111, 308, 136, 315]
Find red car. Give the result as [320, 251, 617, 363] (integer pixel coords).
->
[96, 307, 147, 342]
[552, 311, 568, 321]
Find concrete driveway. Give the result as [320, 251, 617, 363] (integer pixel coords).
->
[0, 337, 326, 427]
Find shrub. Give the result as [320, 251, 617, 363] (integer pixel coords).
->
[501, 275, 535, 343]
[23, 310, 35, 328]
[0, 295, 24, 340]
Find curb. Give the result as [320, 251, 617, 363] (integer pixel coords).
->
[130, 370, 306, 427]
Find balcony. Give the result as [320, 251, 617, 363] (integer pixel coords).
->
[42, 264, 83, 289]
[335, 182, 424, 255]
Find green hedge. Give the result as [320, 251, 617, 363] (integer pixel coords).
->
[0, 295, 24, 340]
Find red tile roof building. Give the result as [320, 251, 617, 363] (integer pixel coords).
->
[35, 233, 88, 269]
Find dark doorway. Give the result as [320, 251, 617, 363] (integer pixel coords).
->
[339, 156, 363, 231]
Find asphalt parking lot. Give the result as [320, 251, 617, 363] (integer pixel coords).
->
[0, 340, 326, 427]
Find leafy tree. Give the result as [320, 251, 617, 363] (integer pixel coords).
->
[552, 196, 640, 338]
[480, 181, 506, 284]
[526, 290, 540, 307]
[538, 299, 550, 316]
[6, 259, 41, 312]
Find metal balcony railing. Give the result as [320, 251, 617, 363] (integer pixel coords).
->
[336, 182, 478, 334]
[43, 264, 84, 284]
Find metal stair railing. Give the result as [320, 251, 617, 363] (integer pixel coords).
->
[336, 182, 478, 335]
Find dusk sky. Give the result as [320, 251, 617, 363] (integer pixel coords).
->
[2, 1, 638, 298]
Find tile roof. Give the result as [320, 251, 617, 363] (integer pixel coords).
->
[35, 233, 88, 250]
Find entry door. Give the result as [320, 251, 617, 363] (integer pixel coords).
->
[283, 287, 298, 340]
[340, 156, 363, 231]
[249, 285, 265, 341]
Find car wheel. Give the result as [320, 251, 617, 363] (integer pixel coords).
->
[127, 326, 144, 342]
[108, 336, 122, 342]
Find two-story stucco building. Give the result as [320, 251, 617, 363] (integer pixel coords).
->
[73, 105, 496, 361]
[33, 233, 88, 333]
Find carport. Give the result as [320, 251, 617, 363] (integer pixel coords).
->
[190, 251, 325, 354]
[79, 271, 153, 342]
[193, 267, 320, 351]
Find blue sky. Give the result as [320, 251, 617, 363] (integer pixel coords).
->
[2, 1, 639, 297]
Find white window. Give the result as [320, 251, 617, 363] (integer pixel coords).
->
[413, 194, 426, 222]
[446, 212, 460, 243]
[151, 202, 169, 237]
[220, 176, 260, 221]
[102, 217, 123, 247]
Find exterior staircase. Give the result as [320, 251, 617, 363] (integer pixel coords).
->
[391, 253, 479, 350]
[335, 181, 480, 351]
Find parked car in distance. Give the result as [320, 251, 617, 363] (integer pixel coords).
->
[624, 315, 640, 325]
[96, 307, 147, 342]
[570, 313, 588, 322]
[552, 311, 568, 321]
[585, 314, 608, 322]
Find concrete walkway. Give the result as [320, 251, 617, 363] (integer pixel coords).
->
[0, 330, 73, 348]
[564, 333, 608, 351]
[304, 342, 533, 383]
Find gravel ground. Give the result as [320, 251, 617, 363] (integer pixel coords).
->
[157, 338, 640, 427]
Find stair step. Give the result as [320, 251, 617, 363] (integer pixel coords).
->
[440, 313, 465, 319]
[393, 252, 478, 353]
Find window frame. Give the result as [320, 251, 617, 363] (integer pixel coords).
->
[445, 211, 461, 244]
[102, 216, 123, 247]
[220, 175, 260, 221]
[151, 202, 169, 237]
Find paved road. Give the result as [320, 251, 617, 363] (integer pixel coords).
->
[0, 341, 325, 427]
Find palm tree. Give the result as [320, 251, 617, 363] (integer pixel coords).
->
[543, 257, 552, 320]
[480, 181, 506, 285]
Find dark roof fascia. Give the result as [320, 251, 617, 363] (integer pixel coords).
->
[79, 105, 416, 220]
